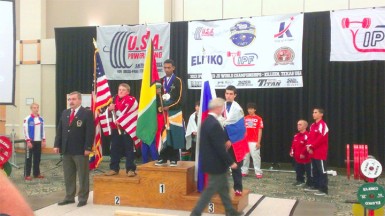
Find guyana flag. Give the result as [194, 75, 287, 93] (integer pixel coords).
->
[137, 39, 160, 144]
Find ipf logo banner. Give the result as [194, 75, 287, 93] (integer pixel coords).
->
[330, 8, 385, 61]
[97, 23, 170, 80]
[187, 14, 304, 89]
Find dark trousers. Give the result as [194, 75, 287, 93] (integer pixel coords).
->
[110, 129, 136, 172]
[190, 138, 196, 161]
[159, 146, 179, 162]
[294, 161, 312, 185]
[229, 147, 243, 191]
[63, 155, 89, 202]
[141, 140, 159, 163]
[311, 159, 328, 193]
[191, 173, 238, 216]
[24, 141, 42, 177]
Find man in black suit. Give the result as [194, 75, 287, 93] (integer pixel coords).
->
[191, 98, 242, 216]
[54, 91, 94, 207]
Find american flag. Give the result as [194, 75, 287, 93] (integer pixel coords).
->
[95, 50, 113, 136]
[93, 48, 140, 146]
[94, 52, 112, 111]
[99, 109, 112, 136]
[98, 95, 140, 146]
[89, 50, 112, 170]
[89, 92, 103, 170]
[116, 98, 141, 146]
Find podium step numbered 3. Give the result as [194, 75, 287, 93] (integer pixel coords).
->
[93, 161, 249, 214]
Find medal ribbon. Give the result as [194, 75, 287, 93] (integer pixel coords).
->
[163, 74, 175, 93]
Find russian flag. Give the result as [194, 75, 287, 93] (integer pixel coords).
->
[223, 100, 248, 162]
[226, 118, 248, 162]
[195, 72, 216, 192]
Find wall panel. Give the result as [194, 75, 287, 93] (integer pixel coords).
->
[184, 0, 223, 20]
[223, 0, 262, 18]
[262, 0, 304, 15]
[46, 0, 139, 38]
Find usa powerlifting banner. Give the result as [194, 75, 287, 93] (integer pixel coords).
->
[0, 0, 15, 104]
[187, 14, 303, 89]
[97, 23, 170, 80]
[330, 8, 385, 61]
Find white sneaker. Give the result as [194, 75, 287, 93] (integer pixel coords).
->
[155, 159, 168, 166]
[170, 161, 178, 167]
[314, 191, 327, 196]
[326, 170, 337, 176]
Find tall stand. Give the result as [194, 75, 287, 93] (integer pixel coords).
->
[9, 129, 20, 168]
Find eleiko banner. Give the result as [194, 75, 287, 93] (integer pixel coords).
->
[330, 8, 385, 61]
[97, 23, 170, 80]
[187, 14, 303, 89]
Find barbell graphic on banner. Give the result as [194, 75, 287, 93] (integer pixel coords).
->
[109, 31, 134, 69]
[341, 18, 371, 29]
[226, 51, 258, 67]
[227, 51, 241, 57]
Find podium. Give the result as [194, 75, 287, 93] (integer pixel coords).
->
[93, 161, 249, 214]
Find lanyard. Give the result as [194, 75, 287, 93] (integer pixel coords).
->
[163, 74, 175, 93]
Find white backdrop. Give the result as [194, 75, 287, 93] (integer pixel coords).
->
[330, 8, 385, 61]
[188, 14, 304, 89]
[97, 23, 170, 80]
[0, 0, 15, 104]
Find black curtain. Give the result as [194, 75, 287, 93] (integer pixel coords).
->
[55, 27, 96, 121]
[55, 26, 102, 152]
[55, 12, 385, 167]
[169, 22, 201, 117]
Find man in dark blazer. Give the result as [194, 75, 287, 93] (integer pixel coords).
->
[191, 98, 243, 216]
[54, 91, 94, 207]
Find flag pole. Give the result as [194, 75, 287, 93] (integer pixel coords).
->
[93, 38, 97, 94]
[157, 92, 169, 130]
[148, 35, 169, 130]
[111, 109, 121, 135]
[91, 38, 98, 170]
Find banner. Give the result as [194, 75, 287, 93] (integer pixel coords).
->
[330, 8, 385, 61]
[97, 23, 170, 80]
[188, 14, 303, 89]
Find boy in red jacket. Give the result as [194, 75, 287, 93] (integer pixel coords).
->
[290, 120, 312, 187]
[305, 107, 329, 196]
[241, 102, 264, 179]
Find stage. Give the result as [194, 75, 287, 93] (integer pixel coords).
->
[35, 191, 307, 216]
[33, 161, 335, 216]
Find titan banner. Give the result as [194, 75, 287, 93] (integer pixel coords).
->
[97, 23, 170, 80]
[187, 14, 303, 89]
[330, 8, 385, 61]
